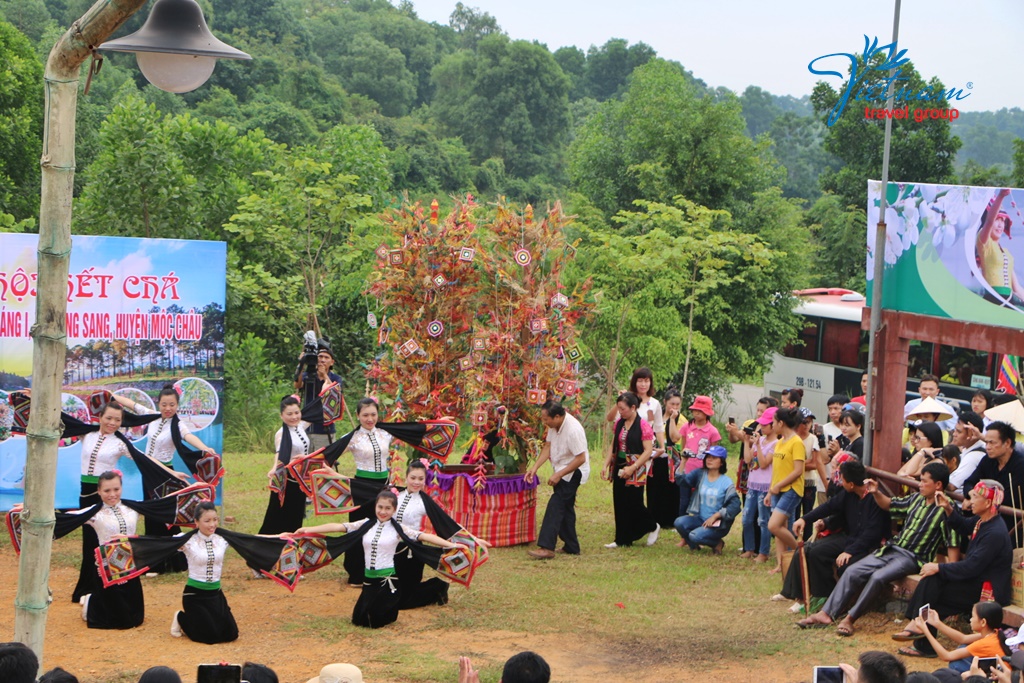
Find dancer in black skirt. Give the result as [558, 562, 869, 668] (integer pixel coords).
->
[256, 396, 310, 537]
[113, 384, 214, 574]
[73, 402, 189, 601]
[602, 393, 658, 548]
[297, 490, 466, 628]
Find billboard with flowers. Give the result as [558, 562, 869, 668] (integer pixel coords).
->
[867, 180, 1024, 329]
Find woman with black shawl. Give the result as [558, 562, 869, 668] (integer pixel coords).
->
[255, 396, 311, 537]
[71, 402, 190, 601]
[296, 489, 467, 628]
[601, 392, 658, 548]
[113, 384, 215, 573]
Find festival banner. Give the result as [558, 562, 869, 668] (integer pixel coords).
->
[0, 234, 226, 509]
[866, 180, 1024, 330]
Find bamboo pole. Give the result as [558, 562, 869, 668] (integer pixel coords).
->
[16, 0, 150, 662]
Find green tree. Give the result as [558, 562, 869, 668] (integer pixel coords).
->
[812, 58, 962, 212]
[805, 192, 867, 290]
[1012, 138, 1024, 188]
[584, 38, 656, 102]
[569, 59, 780, 216]
[448, 2, 502, 50]
[767, 112, 835, 201]
[431, 34, 570, 180]
[331, 33, 417, 117]
[0, 0, 54, 42]
[553, 46, 587, 101]
[0, 20, 43, 221]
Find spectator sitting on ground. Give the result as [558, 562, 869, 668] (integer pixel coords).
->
[39, 668, 79, 683]
[306, 663, 363, 683]
[0, 642, 38, 683]
[137, 666, 182, 683]
[243, 662, 279, 683]
[459, 651, 551, 683]
[839, 650, 907, 683]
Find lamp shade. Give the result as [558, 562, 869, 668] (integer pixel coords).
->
[98, 0, 250, 92]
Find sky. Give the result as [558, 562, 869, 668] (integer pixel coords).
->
[408, 0, 1021, 112]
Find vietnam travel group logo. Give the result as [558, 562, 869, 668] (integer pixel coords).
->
[808, 36, 971, 126]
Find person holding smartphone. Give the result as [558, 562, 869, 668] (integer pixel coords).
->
[910, 601, 1007, 679]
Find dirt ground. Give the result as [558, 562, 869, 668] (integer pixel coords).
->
[0, 549, 942, 683]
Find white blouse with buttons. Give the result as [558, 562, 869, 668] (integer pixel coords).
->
[181, 531, 229, 584]
[342, 518, 421, 571]
[346, 428, 392, 473]
[135, 407, 193, 464]
[274, 423, 311, 460]
[85, 503, 140, 544]
[79, 432, 130, 477]
[394, 490, 427, 530]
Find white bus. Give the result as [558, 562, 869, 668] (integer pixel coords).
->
[763, 288, 1000, 419]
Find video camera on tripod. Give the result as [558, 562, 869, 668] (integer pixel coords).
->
[301, 330, 319, 383]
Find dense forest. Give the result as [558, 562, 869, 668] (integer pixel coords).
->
[2, 0, 1024, 448]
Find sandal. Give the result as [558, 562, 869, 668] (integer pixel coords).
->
[891, 629, 923, 642]
[796, 616, 832, 629]
[897, 646, 936, 658]
[835, 622, 854, 637]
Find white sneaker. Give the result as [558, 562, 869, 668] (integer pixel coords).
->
[603, 541, 618, 549]
[170, 612, 182, 637]
[80, 594, 90, 622]
[646, 523, 660, 546]
[770, 593, 788, 602]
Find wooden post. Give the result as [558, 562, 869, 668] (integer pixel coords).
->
[16, 0, 149, 662]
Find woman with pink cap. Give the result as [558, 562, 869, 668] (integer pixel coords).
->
[669, 395, 721, 476]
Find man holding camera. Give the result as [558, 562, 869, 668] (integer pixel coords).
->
[294, 332, 343, 452]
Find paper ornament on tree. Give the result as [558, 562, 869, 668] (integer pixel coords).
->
[526, 389, 545, 405]
[529, 318, 549, 334]
[427, 320, 444, 338]
[472, 408, 488, 426]
[459, 247, 475, 262]
[472, 337, 486, 351]
[389, 250, 405, 266]
[555, 379, 579, 396]
[375, 244, 389, 260]
[399, 339, 420, 358]
[432, 273, 447, 288]
[514, 248, 533, 267]
[367, 312, 378, 328]
[550, 293, 569, 309]
[459, 356, 474, 371]
[566, 345, 583, 362]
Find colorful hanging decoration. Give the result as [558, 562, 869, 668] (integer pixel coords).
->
[432, 273, 447, 288]
[565, 345, 583, 362]
[471, 337, 486, 351]
[554, 378, 579, 397]
[459, 247, 476, 262]
[375, 244, 389, 260]
[550, 293, 569, 309]
[427, 320, 444, 338]
[389, 250, 405, 266]
[514, 248, 533, 267]
[458, 356, 474, 371]
[526, 389, 546, 405]
[529, 318, 549, 334]
[398, 339, 421, 358]
[430, 199, 439, 225]
[472, 407, 488, 427]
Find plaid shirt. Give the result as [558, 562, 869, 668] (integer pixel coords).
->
[878, 493, 959, 567]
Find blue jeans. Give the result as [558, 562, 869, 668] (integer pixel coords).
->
[674, 515, 728, 550]
[742, 489, 771, 555]
[771, 489, 802, 520]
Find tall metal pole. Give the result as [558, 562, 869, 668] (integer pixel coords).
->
[16, 0, 149, 662]
[863, 0, 902, 467]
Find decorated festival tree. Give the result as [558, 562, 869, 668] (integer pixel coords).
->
[365, 196, 592, 470]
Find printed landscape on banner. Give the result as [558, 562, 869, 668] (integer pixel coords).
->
[0, 234, 226, 508]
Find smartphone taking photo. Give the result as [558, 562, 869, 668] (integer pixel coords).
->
[813, 666, 844, 683]
[978, 657, 999, 675]
[919, 603, 930, 622]
[197, 664, 242, 683]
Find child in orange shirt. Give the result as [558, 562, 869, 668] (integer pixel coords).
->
[911, 601, 1006, 676]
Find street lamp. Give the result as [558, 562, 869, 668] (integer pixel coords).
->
[16, 0, 249, 664]
[98, 0, 251, 93]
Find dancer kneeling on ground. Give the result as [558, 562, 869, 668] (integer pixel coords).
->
[297, 490, 467, 629]
[673, 446, 740, 554]
[392, 460, 489, 608]
[797, 462, 959, 637]
[775, 459, 889, 613]
[893, 480, 1012, 658]
[602, 392, 658, 548]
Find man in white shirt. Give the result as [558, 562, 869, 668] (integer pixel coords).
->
[526, 401, 590, 559]
[948, 411, 987, 494]
[904, 375, 957, 433]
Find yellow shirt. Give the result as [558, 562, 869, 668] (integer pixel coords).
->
[980, 238, 1013, 295]
[771, 435, 805, 497]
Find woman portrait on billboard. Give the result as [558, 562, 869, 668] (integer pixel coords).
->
[975, 188, 1024, 307]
